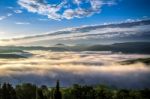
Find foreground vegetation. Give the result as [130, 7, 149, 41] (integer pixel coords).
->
[0, 81, 150, 99]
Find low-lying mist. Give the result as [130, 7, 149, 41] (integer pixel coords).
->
[0, 51, 150, 89]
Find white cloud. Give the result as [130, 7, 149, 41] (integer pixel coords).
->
[18, 0, 116, 20]
[125, 19, 135, 23]
[0, 13, 13, 21]
[18, 0, 63, 20]
[74, 0, 82, 5]
[14, 10, 23, 13]
[90, 0, 103, 11]
[38, 18, 48, 21]
[15, 22, 30, 25]
[0, 51, 150, 87]
[7, 13, 13, 17]
[0, 16, 6, 21]
[63, 9, 75, 19]
[7, 7, 14, 9]
[1, 19, 149, 46]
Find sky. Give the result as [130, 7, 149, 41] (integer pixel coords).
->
[0, 0, 150, 40]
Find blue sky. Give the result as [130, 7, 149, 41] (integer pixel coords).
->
[0, 0, 150, 39]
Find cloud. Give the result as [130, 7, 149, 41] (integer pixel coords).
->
[0, 13, 13, 21]
[0, 19, 150, 46]
[15, 22, 30, 25]
[14, 10, 23, 14]
[0, 51, 150, 88]
[18, 0, 116, 20]
[7, 13, 13, 17]
[7, 7, 14, 9]
[0, 16, 7, 21]
[38, 18, 48, 21]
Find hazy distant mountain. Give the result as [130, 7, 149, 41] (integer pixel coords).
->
[0, 42, 150, 54]
[85, 42, 150, 54]
[0, 19, 150, 46]
[120, 58, 150, 65]
[54, 43, 66, 47]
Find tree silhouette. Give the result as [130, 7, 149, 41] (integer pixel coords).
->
[16, 83, 36, 99]
[70, 84, 96, 99]
[37, 88, 44, 99]
[1, 83, 17, 99]
[54, 80, 62, 99]
[2, 83, 10, 99]
[7, 83, 17, 99]
[0, 84, 2, 99]
[0, 82, 150, 99]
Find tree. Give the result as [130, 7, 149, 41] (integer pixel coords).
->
[140, 88, 150, 99]
[16, 83, 36, 99]
[54, 80, 62, 99]
[37, 88, 44, 99]
[40, 85, 51, 99]
[1, 83, 7, 99]
[115, 89, 130, 99]
[95, 85, 113, 99]
[70, 84, 96, 99]
[1, 83, 17, 99]
[7, 83, 17, 99]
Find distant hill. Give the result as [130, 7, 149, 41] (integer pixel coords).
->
[0, 48, 32, 59]
[85, 42, 150, 54]
[120, 58, 150, 65]
[55, 43, 65, 46]
[0, 54, 26, 58]
[0, 42, 150, 54]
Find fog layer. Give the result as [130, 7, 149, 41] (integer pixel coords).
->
[0, 51, 150, 88]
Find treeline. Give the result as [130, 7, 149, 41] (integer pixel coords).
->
[0, 81, 150, 99]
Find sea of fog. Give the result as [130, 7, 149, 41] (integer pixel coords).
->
[0, 51, 150, 89]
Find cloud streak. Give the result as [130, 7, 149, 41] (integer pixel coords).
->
[0, 16, 7, 21]
[18, 0, 116, 20]
[0, 13, 13, 21]
[14, 10, 23, 14]
[0, 19, 149, 46]
[15, 22, 30, 25]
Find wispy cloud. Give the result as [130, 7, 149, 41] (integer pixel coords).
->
[0, 13, 13, 21]
[15, 22, 30, 25]
[7, 7, 14, 9]
[38, 18, 48, 21]
[14, 10, 23, 14]
[0, 16, 6, 21]
[18, 0, 117, 20]
[0, 19, 150, 46]
[7, 13, 13, 17]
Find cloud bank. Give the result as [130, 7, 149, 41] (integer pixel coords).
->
[0, 19, 150, 46]
[0, 51, 150, 88]
[18, 0, 116, 20]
